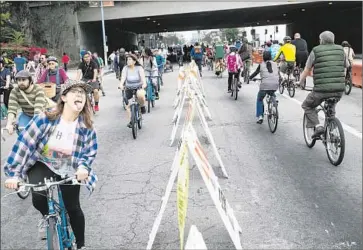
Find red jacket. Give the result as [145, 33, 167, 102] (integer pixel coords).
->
[61, 55, 70, 64]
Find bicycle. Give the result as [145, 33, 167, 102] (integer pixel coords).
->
[344, 66, 352, 95]
[252, 79, 279, 133]
[145, 74, 157, 113]
[278, 66, 296, 97]
[303, 96, 345, 166]
[242, 61, 250, 84]
[229, 72, 239, 100]
[0, 86, 9, 120]
[3, 176, 82, 249]
[127, 88, 143, 139]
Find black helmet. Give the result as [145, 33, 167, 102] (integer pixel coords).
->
[283, 36, 292, 43]
[229, 45, 237, 52]
[341, 41, 350, 47]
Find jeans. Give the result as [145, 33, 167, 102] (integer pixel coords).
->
[63, 63, 68, 72]
[194, 59, 202, 76]
[301, 91, 343, 128]
[27, 162, 85, 249]
[256, 90, 276, 117]
[18, 112, 33, 128]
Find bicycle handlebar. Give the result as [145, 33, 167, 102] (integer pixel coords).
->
[17, 176, 80, 192]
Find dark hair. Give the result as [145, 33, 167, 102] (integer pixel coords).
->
[63, 52, 66, 55]
[263, 51, 273, 73]
[144, 48, 153, 57]
[126, 54, 141, 66]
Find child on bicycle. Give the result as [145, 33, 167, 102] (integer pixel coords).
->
[226, 46, 243, 92]
[4, 80, 98, 250]
[249, 51, 279, 124]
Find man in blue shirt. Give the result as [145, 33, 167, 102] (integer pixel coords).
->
[13, 53, 26, 73]
[0, 59, 11, 109]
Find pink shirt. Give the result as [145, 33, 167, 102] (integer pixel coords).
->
[38, 68, 68, 85]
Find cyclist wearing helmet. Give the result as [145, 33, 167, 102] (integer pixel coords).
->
[238, 38, 253, 79]
[37, 56, 69, 102]
[273, 36, 296, 74]
[226, 46, 243, 92]
[5, 70, 46, 135]
[4, 80, 98, 250]
[76, 51, 100, 112]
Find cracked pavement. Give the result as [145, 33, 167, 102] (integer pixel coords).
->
[1, 65, 362, 249]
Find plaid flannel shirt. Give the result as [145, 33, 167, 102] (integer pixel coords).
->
[3, 113, 98, 193]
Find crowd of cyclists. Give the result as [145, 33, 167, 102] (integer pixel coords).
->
[0, 27, 357, 249]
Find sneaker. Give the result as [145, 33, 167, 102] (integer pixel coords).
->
[155, 92, 159, 100]
[256, 116, 263, 124]
[238, 82, 242, 88]
[127, 122, 132, 128]
[102, 92, 106, 97]
[140, 106, 146, 114]
[94, 105, 99, 112]
[312, 126, 324, 139]
[78, 247, 87, 250]
[227, 89, 232, 93]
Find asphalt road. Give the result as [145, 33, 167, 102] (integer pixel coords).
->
[1, 65, 362, 249]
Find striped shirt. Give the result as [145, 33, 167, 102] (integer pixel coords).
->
[8, 84, 46, 117]
[3, 113, 98, 193]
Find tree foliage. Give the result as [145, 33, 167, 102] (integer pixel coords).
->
[220, 28, 240, 43]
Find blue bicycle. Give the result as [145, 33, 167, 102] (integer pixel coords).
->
[145, 75, 156, 113]
[5, 176, 81, 249]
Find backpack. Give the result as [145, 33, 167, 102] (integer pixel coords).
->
[227, 54, 238, 73]
[156, 55, 163, 66]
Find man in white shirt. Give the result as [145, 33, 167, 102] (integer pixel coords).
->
[108, 51, 116, 71]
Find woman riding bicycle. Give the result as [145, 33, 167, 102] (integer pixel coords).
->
[4, 80, 98, 250]
[119, 54, 147, 128]
[249, 51, 279, 124]
[226, 46, 243, 92]
[139, 48, 159, 99]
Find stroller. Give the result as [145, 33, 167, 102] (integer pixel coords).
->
[164, 60, 173, 73]
[214, 58, 226, 78]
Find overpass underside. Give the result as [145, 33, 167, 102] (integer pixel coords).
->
[80, 1, 362, 53]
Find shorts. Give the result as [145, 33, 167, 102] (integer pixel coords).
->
[296, 52, 308, 69]
[82, 79, 100, 91]
[125, 88, 139, 100]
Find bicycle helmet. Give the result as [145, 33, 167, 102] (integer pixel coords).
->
[47, 56, 58, 63]
[341, 41, 350, 47]
[15, 70, 33, 84]
[283, 36, 292, 43]
[229, 46, 237, 52]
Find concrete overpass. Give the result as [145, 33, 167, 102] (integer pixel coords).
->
[76, 1, 361, 56]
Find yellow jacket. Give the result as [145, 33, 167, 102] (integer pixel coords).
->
[273, 43, 296, 62]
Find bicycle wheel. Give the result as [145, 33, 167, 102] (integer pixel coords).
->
[279, 80, 285, 94]
[267, 100, 278, 133]
[151, 99, 155, 108]
[288, 80, 295, 97]
[303, 114, 316, 148]
[230, 78, 234, 97]
[233, 78, 238, 100]
[131, 105, 138, 139]
[325, 117, 345, 166]
[17, 176, 30, 199]
[137, 109, 142, 129]
[345, 79, 352, 95]
[47, 217, 62, 250]
[244, 70, 250, 84]
[122, 90, 126, 110]
[65, 214, 76, 250]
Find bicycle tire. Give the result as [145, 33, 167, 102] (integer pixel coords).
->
[47, 217, 62, 250]
[65, 214, 77, 250]
[122, 90, 126, 110]
[288, 80, 295, 98]
[131, 105, 138, 139]
[325, 117, 345, 166]
[234, 78, 238, 100]
[230, 78, 234, 97]
[17, 176, 30, 199]
[267, 101, 278, 133]
[137, 108, 142, 130]
[151, 99, 155, 108]
[279, 80, 285, 94]
[345, 80, 352, 95]
[303, 114, 316, 148]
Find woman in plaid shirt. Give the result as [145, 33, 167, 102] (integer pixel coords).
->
[4, 80, 98, 250]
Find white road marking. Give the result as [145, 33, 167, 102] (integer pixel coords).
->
[280, 93, 362, 140]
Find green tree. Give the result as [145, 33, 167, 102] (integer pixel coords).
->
[220, 28, 240, 43]
[7, 30, 25, 46]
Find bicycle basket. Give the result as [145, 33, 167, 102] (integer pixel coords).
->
[39, 82, 56, 98]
